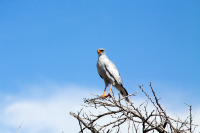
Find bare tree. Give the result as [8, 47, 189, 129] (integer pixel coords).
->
[70, 82, 198, 133]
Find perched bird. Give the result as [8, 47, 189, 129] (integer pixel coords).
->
[96, 48, 129, 102]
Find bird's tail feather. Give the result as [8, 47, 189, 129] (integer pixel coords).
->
[118, 85, 129, 102]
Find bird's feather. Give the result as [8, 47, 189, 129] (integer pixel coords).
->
[98, 73, 103, 79]
[104, 60, 123, 85]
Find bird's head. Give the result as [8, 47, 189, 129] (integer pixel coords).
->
[97, 48, 106, 56]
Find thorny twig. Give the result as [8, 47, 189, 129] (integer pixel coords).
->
[16, 121, 23, 133]
[70, 83, 199, 133]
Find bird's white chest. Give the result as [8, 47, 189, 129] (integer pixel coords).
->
[97, 60, 105, 72]
[97, 57, 108, 78]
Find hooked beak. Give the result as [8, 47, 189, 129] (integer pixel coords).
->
[97, 49, 102, 53]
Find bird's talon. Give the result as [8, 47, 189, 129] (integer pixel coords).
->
[101, 95, 107, 99]
[101, 92, 106, 99]
[105, 93, 111, 97]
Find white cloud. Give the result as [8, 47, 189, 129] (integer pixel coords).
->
[0, 83, 199, 133]
[0, 84, 100, 133]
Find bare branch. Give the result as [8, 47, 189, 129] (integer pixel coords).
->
[70, 83, 198, 133]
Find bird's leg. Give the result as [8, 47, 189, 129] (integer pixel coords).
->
[105, 84, 112, 97]
[101, 86, 107, 98]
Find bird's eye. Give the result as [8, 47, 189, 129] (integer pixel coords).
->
[100, 50, 104, 52]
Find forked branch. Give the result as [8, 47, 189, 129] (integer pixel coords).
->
[70, 83, 198, 133]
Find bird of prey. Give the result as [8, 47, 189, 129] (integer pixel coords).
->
[96, 48, 129, 102]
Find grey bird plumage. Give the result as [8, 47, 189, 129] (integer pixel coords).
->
[96, 48, 129, 102]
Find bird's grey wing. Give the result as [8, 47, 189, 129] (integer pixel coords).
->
[105, 60, 123, 85]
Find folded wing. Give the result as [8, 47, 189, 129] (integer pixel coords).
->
[105, 60, 123, 85]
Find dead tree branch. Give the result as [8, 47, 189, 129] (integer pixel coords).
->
[70, 83, 198, 133]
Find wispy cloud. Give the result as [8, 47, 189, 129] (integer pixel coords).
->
[0, 83, 199, 133]
[0, 83, 100, 133]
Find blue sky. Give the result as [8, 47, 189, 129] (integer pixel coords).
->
[0, 0, 200, 133]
